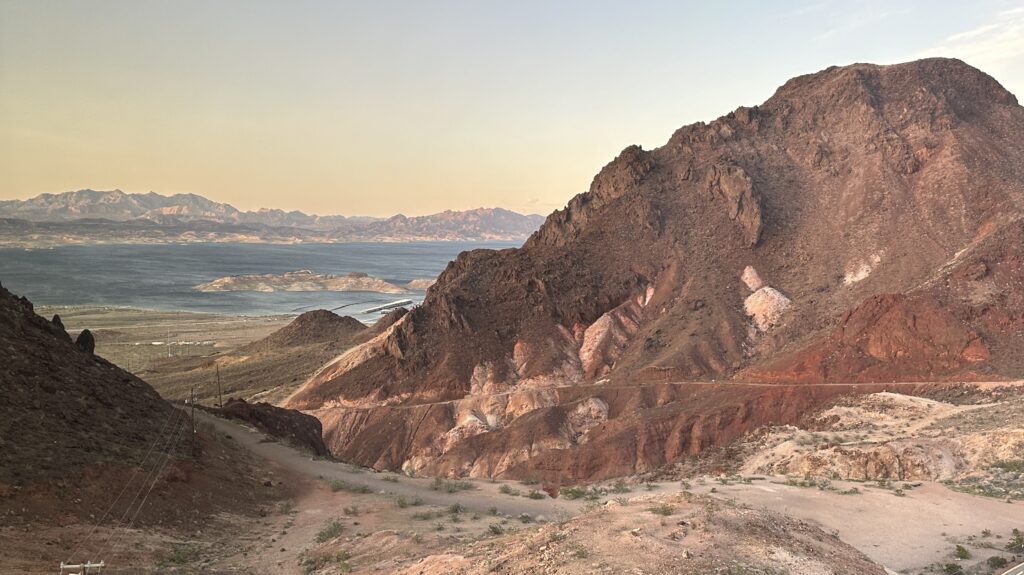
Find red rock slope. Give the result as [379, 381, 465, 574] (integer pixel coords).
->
[285, 59, 1024, 482]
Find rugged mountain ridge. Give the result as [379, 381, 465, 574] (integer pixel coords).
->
[282, 58, 1024, 482]
[0, 190, 544, 245]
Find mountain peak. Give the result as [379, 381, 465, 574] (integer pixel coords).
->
[280, 59, 1024, 483]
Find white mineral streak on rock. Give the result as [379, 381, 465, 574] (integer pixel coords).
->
[844, 252, 883, 285]
[744, 287, 792, 332]
[741, 265, 765, 291]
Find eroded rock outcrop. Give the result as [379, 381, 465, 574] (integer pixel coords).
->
[217, 398, 330, 457]
[74, 329, 95, 355]
[706, 163, 763, 246]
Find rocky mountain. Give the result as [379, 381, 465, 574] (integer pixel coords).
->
[0, 282, 281, 540]
[0, 190, 544, 245]
[143, 309, 371, 406]
[281, 58, 1024, 483]
[0, 189, 350, 226]
[0, 281, 179, 485]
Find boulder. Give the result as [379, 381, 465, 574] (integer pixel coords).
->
[75, 329, 95, 354]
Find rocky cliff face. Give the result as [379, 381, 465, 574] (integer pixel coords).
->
[285, 59, 1024, 482]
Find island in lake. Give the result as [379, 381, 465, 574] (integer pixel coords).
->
[193, 270, 433, 293]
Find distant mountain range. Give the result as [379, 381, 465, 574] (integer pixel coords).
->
[0, 190, 544, 246]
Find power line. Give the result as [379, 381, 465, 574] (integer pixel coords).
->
[104, 413, 190, 562]
[95, 409, 188, 561]
[65, 405, 181, 564]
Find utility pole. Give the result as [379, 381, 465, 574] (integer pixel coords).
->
[216, 365, 223, 408]
[190, 387, 197, 458]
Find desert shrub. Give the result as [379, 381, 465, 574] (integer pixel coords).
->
[488, 524, 504, 535]
[953, 544, 970, 559]
[382, 475, 399, 482]
[1008, 528, 1024, 552]
[431, 477, 475, 493]
[560, 486, 588, 500]
[548, 531, 567, 542]
[610, 479, 632, 494]
[316, 520, 345, 543]
[300, 552, 348, 575]
[160, 544, 200, 566]
[988, 556, 1009, 569]
[647, 503, 675, 516]
[525, 490, 546, 500]
[330, 479, 371, 494]
[448, 503, 466, 514]
[499, 484, 521, 496]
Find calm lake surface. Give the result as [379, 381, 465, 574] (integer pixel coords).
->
[0, 241, 517, 321]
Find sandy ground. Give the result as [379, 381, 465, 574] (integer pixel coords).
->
[197, 411, 584, 521]
[688, 477, 1024, 573]
[199, 411, 1023, 574]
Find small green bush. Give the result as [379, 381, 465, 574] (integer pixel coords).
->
[610, 479, 632, 494]
[431, 477, 475, 493]
[316, 520, 345, 543]
[988, 556, 1009, 569]
[1008, 528, 1024, 552]
[560, 486, 588, 500]
[330, 479, 371, 494]
[646, 503, 675, 516]
[499, 484, 521, 496]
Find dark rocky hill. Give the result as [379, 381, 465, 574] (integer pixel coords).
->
[0, 282, 179, 484]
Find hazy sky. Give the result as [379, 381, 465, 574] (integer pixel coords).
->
[2, 1, 1022, 216]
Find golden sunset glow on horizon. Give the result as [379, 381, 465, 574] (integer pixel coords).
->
[2, 0, 1022, 217]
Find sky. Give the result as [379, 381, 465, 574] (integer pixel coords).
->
[1, 1, 1022, 217]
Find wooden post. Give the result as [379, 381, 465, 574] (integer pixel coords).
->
[191, 384, 196, 456]
[216, 365, 223, 408]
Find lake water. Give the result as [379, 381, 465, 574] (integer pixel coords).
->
[0, 241, 518, 321]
